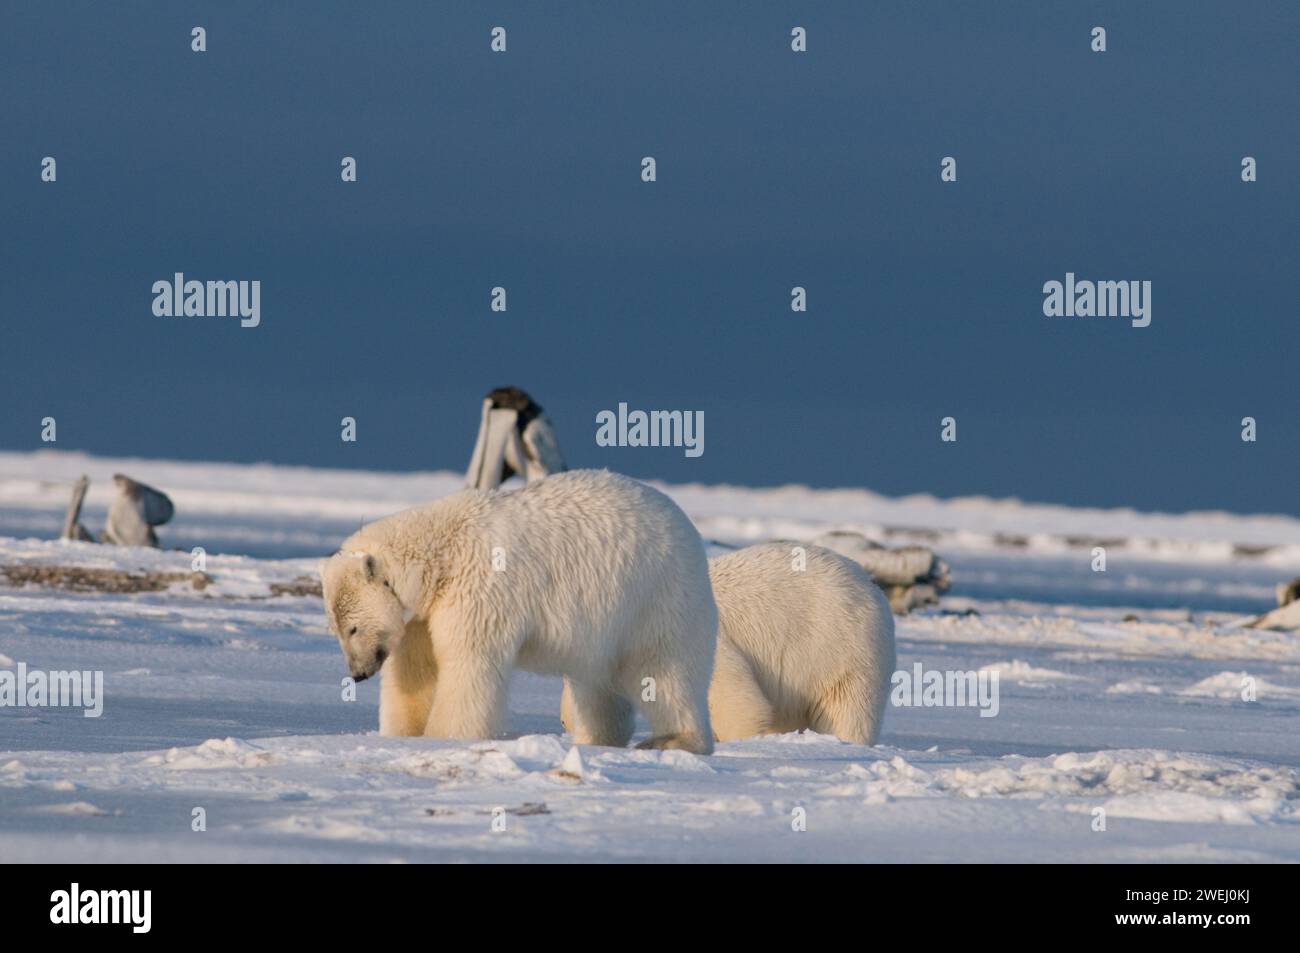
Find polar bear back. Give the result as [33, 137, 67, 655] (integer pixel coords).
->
[708, 543, 896, 734]
[493, 471, 712, 675]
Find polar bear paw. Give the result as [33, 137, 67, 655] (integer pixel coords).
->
[636, 734, 713, 755]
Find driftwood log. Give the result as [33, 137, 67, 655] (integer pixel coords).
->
[102, 474, 174, 547]
[59, 473, 175, 548]
[809, 530, 951, 615]
[60, 475, 94, 542]
[465, 386, 567, 490]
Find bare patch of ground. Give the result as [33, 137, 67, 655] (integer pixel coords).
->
[0, 564, 211, 594]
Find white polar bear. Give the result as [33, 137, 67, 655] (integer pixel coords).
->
[562, 542, 896, 744]
[320, 469, 717, 753]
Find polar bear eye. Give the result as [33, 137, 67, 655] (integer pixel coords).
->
[348, 626, 358, 637]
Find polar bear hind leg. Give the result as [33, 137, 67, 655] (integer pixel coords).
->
[808, 672, 881, 745]
[629, 659, 714, 755]
[562, 678, 635, 747]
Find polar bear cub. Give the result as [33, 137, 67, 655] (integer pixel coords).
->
[320, 469, 717, 753]
[562, 542, 896, 744]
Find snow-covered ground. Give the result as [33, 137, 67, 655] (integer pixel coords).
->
[1, 450, 1298, 862]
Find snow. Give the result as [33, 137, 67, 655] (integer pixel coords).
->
[1, 449, 1299, 862]
[978, 660, 1083, 684]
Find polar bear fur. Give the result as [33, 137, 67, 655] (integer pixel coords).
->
[319, 469, 717, 753]
[562, 543, 895, 744]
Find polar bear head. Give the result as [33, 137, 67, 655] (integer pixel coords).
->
[319, 550, 406, 681]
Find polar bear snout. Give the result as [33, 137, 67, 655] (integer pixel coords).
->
[333, 618, 397, 677]
[339, 626, 396, 681]
[350, 646, 388, 681]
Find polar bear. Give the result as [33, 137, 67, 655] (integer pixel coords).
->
[320, 469, 717, 753]
[562, 543, 895, 744]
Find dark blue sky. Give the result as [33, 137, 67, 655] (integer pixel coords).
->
[3, 2, 1296, 514]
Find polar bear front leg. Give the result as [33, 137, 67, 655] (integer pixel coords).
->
[423, 645, 511, 740]
[707, 639, 777, 742]
[560, 677, 635, 747]
[378, 618, 439, 736]
[380, 673, 436, 736]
